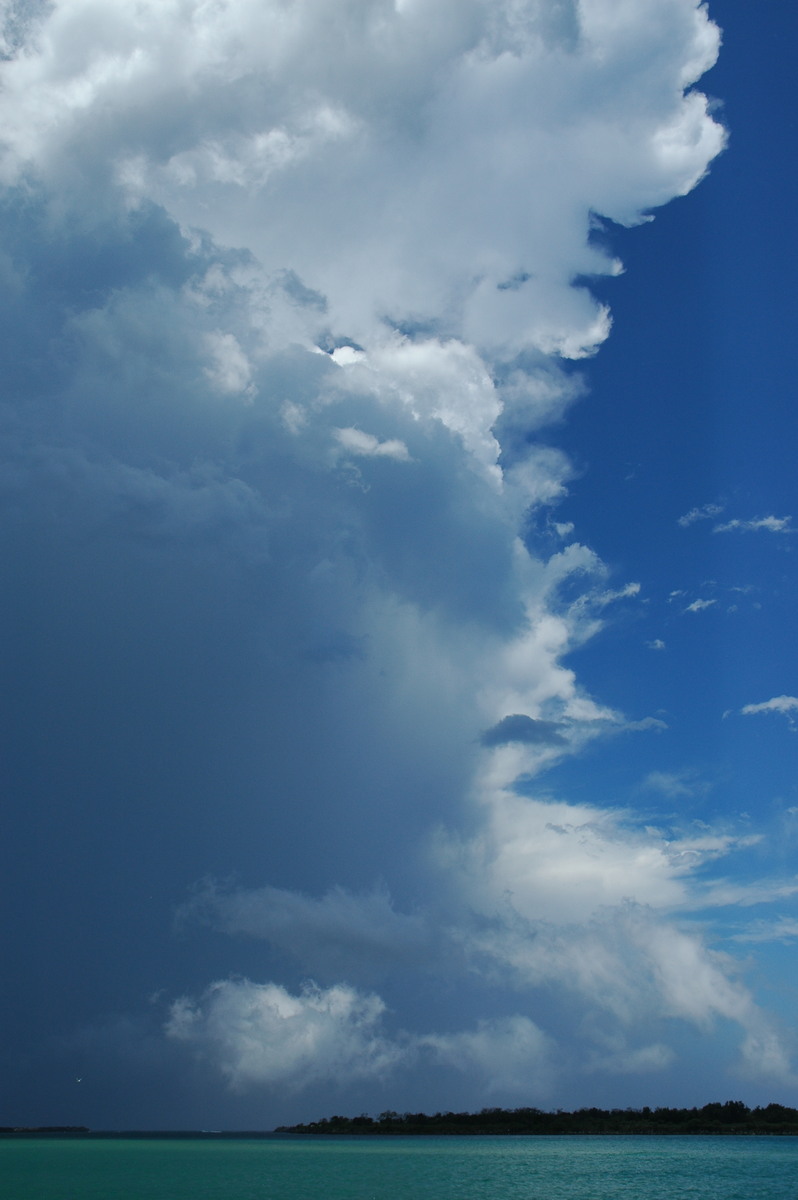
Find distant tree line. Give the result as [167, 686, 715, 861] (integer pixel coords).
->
[277, 1101, 798, 1136]
[0, 1126, 90, 1135]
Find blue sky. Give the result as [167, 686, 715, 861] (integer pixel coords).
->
[1, 0, 797, 1130]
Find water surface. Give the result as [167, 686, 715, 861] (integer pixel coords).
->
[3, 1134, 797, 1200]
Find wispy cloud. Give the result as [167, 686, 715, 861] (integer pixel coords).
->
[684, 598, 717, 613]
[593, 582, 642, 608]
[678, 505, 793, 537]
[678, 502, 724, 527]
[733, 917, 798, 944]
[741, 695, 798, 716]
[714, 515, 793, 534]
[739, 695, 798, 729]
[642, 770, 709, 799]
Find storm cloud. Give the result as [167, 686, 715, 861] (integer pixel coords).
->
[3, 0, 793, 1131]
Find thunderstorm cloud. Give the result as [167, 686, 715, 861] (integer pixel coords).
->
[2, 0, 794, 1129]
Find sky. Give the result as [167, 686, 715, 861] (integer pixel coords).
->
[1, 0, 797, 1130]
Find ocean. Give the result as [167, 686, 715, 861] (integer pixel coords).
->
[2, 1134, 797, 1200]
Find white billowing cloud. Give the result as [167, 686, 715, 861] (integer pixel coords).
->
[167, 907, 796, 1092]
[0, 0, 727, 760]
[327, 338, 500, 480]
[0, 0, 757, 1110]
[173, 802, 793, 1090]
[422, 547, 667, 788]
[437, 786, 756, 927]
[165, 977, 562, 1097]
[419, 737, 788, 1073]
[506, 444, 576, 510]
[0, 0, 724, 368]
[166, 980, 402, 1090]
[495, 367, 586, 454]
[639, 919, 751, 1027]
[460, 901, 792, 1079]
[714, 515, 793, 534]
[485, 601, 601, 731]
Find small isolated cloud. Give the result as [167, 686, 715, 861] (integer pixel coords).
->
[646, 639, 666, 651]
[642, 770, 708, 799]
[593, 582, 641, 608]
[684, 598, 716, 613]
[422, 1016, 554, 1096]
[739, 695, 798, 729]
[588, 1040, 674, 1075]
[480, 714, 565, 748]
[739, 1027, 797, 1085]
[678, 503, 724, 527]
[166, 980, 402, 1090]
[741, 695, 798, 716]
[714, 516, 793, 534]
[334, 427, 411, 462]
[622, 717, 668, 734]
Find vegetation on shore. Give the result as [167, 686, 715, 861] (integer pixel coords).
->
[277, 1101, 798, 1136]
[0, 1127, 90, 1134]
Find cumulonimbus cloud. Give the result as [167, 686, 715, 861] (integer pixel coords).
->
[3, 0, 782, 1111]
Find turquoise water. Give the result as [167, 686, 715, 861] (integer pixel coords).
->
[2, 1135, 798, 1200]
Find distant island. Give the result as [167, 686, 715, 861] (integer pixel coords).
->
[0, 1127, 90, 1134]
[277, 1102, 798, 1136]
